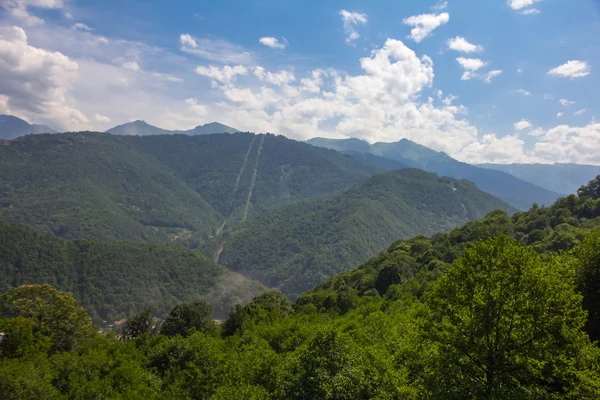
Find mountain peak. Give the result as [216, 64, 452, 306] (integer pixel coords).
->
[0, 114, 57, 139]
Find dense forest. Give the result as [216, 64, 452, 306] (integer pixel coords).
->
[0, 132, 379, 244]
[213, 168, 513, 298]
[1, 176, 599, 399]
[0, 221, 265, 323]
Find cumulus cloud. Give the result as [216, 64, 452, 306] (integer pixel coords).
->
[560, 98, 575, 107]
[259, 37, 286, 49]
[533, 123, 600, 164]
[447, 36, 483, 53]
[185, 98, 207, 116]
[548, 60, 591, 78]
[507, 0, 541, 10]
[482, 70, 503, 84]
[514, 119, 532, 130]
[338, 10, 367, 44]
[456, 57, 486, 80]
[71, 23, 93, 31]
[516, 89, 531, 96]
[122, 61, 141, 71]
[3, 0, 65, 26]
[94, 113, 111, 123]
[194, 65, 248, 84]
[461, 134, 535, 164]
[0, 25, 90, 129]
[557, 112, 563, 118]
[403, 12, 449, 43]
[180, 33, 254, 64]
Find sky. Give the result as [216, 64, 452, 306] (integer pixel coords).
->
[1, 0, 599, 165]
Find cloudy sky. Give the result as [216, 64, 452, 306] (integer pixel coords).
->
[1, 0, 599, 164]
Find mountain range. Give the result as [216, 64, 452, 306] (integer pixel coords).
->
[0, 114, 56, 140]
[2, 131, 513, 297]
[307, 137, 562, 210]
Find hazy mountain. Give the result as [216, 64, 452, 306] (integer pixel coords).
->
[0, 114, 57, 140]
[478, 163, 600, 195]
[106, 120, 239, 136]
[187, 122, 239, 135]
[210, 168, 515, 298]
[308, 137, 562, 210]
[105, 120, 173, 136]
[1, 132, 379, 244]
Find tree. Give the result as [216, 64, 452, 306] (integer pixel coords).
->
[423, 235, 600, 398]
[578, 175, 600, 200]
[574, 231, 600, 341]
[161, 300, 214, 337]
[0, 284, 93, 353]
[375, 263, 403, 295]
[122, 308, 159, 340]
[221, 304, 246, 337]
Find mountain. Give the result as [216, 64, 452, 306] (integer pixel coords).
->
[209, 168, 515, 298]
[0, 132, 380, 244]
[0, 220, 266, 323]
[106, 120, 239, 136]
[307, 137, 562, 210]
[0, 114, 56, 140]
[105, 120, 173, 136]
[187, 122, 239, 135]
[478, 163, 600, 195]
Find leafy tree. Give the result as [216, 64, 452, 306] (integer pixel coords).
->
[221, 304, 246, 337]
[161, 300, 215, 337]
[0, 317, 51, 358]
[423, 235, 599, 398]
[0, 284, 93, 353]
[578, 175, 600, 200]
[574, 230, 600, 341]
[375, 263, 403, 295]
[122, 308, 160, 340]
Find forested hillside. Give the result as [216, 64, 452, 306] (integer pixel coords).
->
[1, 132, 379, 244]
[1, 177, 599, 399]
[0, 220, 266, 323]
[212, 169, 514, 298]
[308, 137, 562, 210]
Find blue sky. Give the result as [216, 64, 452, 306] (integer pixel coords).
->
[1, 0, 599, 164]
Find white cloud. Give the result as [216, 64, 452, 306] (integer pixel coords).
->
[179, 33, 197, 48]
[259, 36, 286, 49]
[460, 134, 535, 164]
[431, 1, 448, 11]
[482, 70, 502, 84]
[521, 8, 541, 15]
[185, 98, 207, 116]
[560, 98, 575, 107]
[517, 68, 523, 73]
[71, 23, 93, 31]
[447, 36, 483, 53]
[3, 0, 65, 26]
[64, 11, 72, 19]
[403, 13, 449, 43]
[547, 60, 591, 78]
[194, 65, 248, 84]
[456, 57, 487, 80]
[0, 25, 89, 129]
[339, 10, 367, 44]
[180, 33, 253, 64]
[516, 89, 531, 96]
[574, 109, 587, 116]
[122, 61, 141, 71]
[557, 112, 563, 118]
[533, 123, 600, 164]
[514, 119, 532, 130]
[94, 113, 111, 123]
[507, 0, 541, 10]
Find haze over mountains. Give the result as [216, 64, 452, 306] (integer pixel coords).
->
[307, 137, 562, 210]
[0, 114, 57, 140]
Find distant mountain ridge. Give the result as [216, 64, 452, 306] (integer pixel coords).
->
[307, 137, 562, 210]
[478, 163, 600, 195]
[106, 120, 239, 136]
[0, 114, 57, 140]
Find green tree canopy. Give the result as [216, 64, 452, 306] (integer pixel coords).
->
[161, 300, 214, 337]
[423, 235, 600, 398]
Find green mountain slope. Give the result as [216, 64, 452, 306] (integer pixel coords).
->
[0, 133, 222, 242]
[307, 137, 562, 210]
[0, 220, 266, 322]
[1, 132, 380, 243]
[0, 114, 56, 140]
[478, 162, 600, 195]
[212, 168, 515, 298]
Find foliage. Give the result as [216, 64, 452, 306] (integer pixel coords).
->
[578, 175, 600, 200]
[122, 308, 161, 340]
[0, 221, 265, 323]
[161, 300, 215, 337]
[216, 168, 513, 298]
[574, 230, 600, 341]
